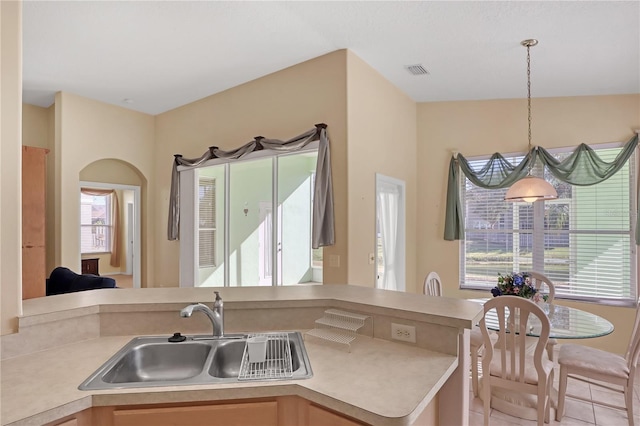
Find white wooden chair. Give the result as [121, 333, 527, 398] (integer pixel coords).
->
[480, 296, 554, 426]
[556, 299, 640, 426]
[527, 272, 557, 361]
[423, 272, 442, 296]
[471, 271, 556, 396]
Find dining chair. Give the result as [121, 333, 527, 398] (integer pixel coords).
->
[480, 296, 554, 426]
[556, 299, 640, 426]
[423, 272, 442, 296]
[472, 271, 557, 396]
[527, 272, 557, 361]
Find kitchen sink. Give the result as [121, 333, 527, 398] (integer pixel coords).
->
[79, 331, 312, 390]
[102, 341, 212, 383]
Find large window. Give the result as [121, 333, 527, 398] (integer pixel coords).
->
[460, 143, 637, 304]
[80, 193, 111, 254]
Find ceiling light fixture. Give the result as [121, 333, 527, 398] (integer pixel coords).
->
[504, 39, 558, 203]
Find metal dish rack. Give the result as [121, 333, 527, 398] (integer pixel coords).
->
[238, 332, 293, 381]
[305, 309, 369, 352]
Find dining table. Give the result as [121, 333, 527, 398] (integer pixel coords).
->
[470, 297, 615, 339]
[468, 297, 615, 421]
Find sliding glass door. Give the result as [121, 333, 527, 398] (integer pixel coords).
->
[183, 148, 320, 287]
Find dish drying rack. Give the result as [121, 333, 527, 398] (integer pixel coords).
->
[305, 309, 369, 352]
[238, 332, 293, 381]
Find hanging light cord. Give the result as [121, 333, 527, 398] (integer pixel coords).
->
[526, 43, 533, 150]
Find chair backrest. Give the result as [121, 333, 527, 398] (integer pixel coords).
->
[480, 296, 550, 384]
[625, 298, 640, 372]
[423, 272, 442, 296]
[528, 271, 555, 303]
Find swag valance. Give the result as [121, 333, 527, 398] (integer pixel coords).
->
[444, 134, 639, 243]
[167, 123, 335, 249]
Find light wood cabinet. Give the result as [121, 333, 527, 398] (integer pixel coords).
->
[87, 397, 367, 426]
[22, 146, 49, 299]
[112, 401, 278, 426]
[307, 403, 364, 426]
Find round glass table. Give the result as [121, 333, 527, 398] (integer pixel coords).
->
[470, 298, 614, 339]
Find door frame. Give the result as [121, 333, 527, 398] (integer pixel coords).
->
[79, 181, 141, 288]
[374, 173, 406, 291]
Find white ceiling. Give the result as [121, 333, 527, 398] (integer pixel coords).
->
[22, 1, 640, 116]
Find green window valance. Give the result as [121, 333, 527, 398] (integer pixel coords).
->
[444, 134, 639, 242]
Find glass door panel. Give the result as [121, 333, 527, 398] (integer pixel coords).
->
[229, 158, 273, 287]
[278, 152, 320, 285]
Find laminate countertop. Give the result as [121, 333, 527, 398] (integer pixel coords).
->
[1, 285, 483, 425]
[1, 333, 456, 425]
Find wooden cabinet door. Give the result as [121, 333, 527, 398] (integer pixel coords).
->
[22, 146, 48, 299]
[112, 401, 278, 426]
[307, 404, 365, 426]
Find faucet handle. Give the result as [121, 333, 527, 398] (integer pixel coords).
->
[214, 291, 223, 308]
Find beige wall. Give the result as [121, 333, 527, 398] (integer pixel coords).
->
[345, 51, 418, 291]
[1, 0, 23, 335]
[417, 94, 640, 354]
[22, 104, 49, 149]
[154, 50, 349, 287]
[54, 92, 155, 285]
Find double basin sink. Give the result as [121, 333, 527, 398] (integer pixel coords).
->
[79, 331, 312, 390]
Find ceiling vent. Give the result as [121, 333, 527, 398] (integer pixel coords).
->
[404, 64, 430, 76]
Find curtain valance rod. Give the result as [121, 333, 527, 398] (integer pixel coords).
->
[167, 123, 334, 250]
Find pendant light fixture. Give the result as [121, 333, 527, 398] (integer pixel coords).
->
[504, 39, 558, 203]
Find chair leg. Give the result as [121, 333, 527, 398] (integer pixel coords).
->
[482, 377, 491, 426]
[537, 383, 546, 426]
[546, 342, 554, 361]
[625, 384, 634, 426]
[556, 367, 568, 421]
[471, 344, 480, 397]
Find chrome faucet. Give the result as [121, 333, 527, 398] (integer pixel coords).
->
[180, 291, 224, 337]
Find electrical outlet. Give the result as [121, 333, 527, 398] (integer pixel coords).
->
[391, 323, 416, 343]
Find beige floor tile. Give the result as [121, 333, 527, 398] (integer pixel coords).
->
[469, 409, 486, 425]
[469, 392, 486, 414]
[562, 398, 597, 424]
[590, 387, 626, 408]
[490, 409, 538, 425]
[592, 405, 637, 426]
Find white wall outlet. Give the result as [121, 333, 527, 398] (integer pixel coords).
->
[391, 323, 416, 343]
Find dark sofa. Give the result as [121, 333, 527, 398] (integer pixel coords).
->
[46, 266, 117, 296]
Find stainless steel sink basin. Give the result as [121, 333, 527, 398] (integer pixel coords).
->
[79, 331, 312, 390]
[102, 341, 211, 383]
[208, 338, 302, 379]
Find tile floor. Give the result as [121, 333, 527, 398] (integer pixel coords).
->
[469, 347, 639, 425]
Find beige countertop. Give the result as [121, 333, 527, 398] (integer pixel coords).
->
[1, 333, 456, 426]
[19, 285, 482, 329]
[2, 285, 482, 425]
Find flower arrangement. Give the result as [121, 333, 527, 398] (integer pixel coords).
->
[491, 272, 548, 303]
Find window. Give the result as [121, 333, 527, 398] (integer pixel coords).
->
[460, 143, 637, 304]
[80, 193, 111, 253]
[198, 176, 216, 268]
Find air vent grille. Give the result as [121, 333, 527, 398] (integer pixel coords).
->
[405, 64, 430, 76]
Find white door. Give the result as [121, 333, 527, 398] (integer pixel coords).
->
[126, 202, 134, 275]
[258, 202, 282, 286]
[375, 174, 406, 291]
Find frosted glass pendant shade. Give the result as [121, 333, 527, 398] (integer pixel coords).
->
[504, 175, 558, 202]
